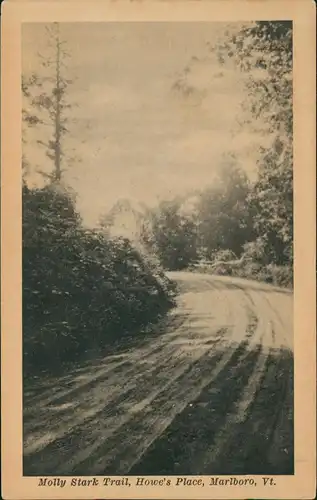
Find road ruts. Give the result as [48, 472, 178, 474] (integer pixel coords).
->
[23, 271, 294, 476]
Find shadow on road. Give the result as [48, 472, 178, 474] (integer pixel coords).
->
[129, 344, 294, 476]
[23, 272, 294, 477]
[23, 309, 187, 401]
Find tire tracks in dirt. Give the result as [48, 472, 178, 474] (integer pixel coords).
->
[23, 271, 293, 476]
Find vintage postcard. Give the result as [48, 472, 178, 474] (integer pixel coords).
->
[1, 0, 316, 499]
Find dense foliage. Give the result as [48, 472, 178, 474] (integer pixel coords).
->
[140, 22, 293, 287]
[23, 184, 176, 376]
[141, 198, 199, 271]
[215, 21, 293, 266]
[141, 159, 292, 288]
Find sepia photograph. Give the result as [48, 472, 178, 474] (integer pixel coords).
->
[1, 1, 315, 499]
[22, 19, 295, 477]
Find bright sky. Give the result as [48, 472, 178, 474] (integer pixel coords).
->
[22, 22, 269, 228]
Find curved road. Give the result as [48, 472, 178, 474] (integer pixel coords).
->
[23, 271, 294, 476]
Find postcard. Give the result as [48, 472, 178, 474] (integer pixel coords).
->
[1, 0, 316, 499]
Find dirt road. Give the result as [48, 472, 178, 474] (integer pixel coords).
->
[23, 271, 294, 476]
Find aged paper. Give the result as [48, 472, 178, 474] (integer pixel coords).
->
[1, 1, 316, 499]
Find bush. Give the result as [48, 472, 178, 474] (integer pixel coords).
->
[263, 264, 293, 288]
[23, 184, 176, 376]
[190, 243, 293, 289]
[211, 249, 238, 262]
[242, 238, 270, 265]
[231, 262, 292, 288]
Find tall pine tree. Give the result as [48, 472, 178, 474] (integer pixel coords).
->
[22, 22, 74, 184]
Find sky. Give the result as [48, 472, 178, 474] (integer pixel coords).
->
[22, 22, 269, 228]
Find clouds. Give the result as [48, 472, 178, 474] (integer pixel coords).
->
[22, 22, 264, 227]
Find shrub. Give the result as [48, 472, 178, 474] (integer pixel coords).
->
[23, 184, 176, 376]
[242, 238, 270, 265]
[232, 262, 293, 288]
[264, 264, 293, 288]
[211, 249, 238, 262]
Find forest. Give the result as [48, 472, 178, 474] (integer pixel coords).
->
[22, 21, 293, 377]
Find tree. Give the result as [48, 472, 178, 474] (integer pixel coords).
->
[196, 159, 255, 259]
[212, 22, 293, 264]
[171, 22, 293, 267]
[22, 73, 43, 180]
[22, 22, 73, 184]
[141, 198, 199, 270]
